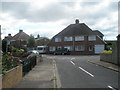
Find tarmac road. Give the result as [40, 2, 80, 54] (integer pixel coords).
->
[45, 55, 118, 89]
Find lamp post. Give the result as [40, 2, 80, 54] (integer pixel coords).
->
[117, 34, 120, 90]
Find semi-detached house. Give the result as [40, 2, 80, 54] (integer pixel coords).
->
[48, 19, 106, 55]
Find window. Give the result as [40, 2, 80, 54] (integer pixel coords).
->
[75, 36, 84, 41]
[55, 37, 61, 42]
[75, 45, 85, 51]
[88, 35, 96, 41]
[64, 36, 73, 41]
[49, 46, 56, 51]
[64, 46, 73, 51]
[89, 45, 94, 51]
[57, 46, 62, 50]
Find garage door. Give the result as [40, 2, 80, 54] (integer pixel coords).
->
[95, 45, 104, 54]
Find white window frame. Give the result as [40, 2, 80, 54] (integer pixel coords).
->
[88, 35, 96, 41]
[49, 46, 56, 51]
[64, 46, 73, 51]
[64, 36, 73, 41]
[75, 45, 85, 51]
[55, 37, 61, 42]
[57, 46, 62, 50]
[75, 36, 84, 41]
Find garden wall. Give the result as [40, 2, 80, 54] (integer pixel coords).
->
[100, 42, 118, 65]
[2, 64, 22, 88]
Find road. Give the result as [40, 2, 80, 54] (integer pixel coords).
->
[43, 55, 118, 89]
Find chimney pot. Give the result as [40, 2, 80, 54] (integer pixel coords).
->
[75, 19, 79, 24]
[8, 34, 11, 36]
[19, 30, 23, 33]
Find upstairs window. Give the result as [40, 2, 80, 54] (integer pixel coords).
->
[64, 36, 73, 41]
[75, 36, 84, 41]
[55, 37, 61, 42]
[88, 35, 96, 41]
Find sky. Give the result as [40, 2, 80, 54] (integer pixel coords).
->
[0, 0, 119, 40]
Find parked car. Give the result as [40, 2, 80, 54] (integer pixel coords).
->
[28, 50, 39, 54]
[53, 48, 70, 55]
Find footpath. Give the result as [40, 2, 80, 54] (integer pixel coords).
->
[13, 56, 55, 88]
[88, 59, 119, 72]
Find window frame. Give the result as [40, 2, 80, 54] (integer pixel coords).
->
[55, 37, 61, 42]
[49, 46, 56, 51]
[75, 36, 84, 41]
[75, 45, 85, 51]
[64, 46, 73, 51]
[64, 36, 73, 41]
[89, 45, 94, 51]
[88, 35, 96, 41]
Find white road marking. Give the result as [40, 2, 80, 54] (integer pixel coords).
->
[108, 85, 116, 90]
[70, 61, 75, 65]
[71, 58, 75, 60]
[78, 67, 94, 77]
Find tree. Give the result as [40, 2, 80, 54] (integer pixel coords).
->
[2, 39, 7, 53]
[27, 35, 35, 48]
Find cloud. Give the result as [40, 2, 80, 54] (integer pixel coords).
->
[1, 1, 118, 40]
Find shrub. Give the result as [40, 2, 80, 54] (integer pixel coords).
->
[12, 47, 18, 52]
[102, 50, 112, 54]
[18, 49, 24, 52]
[2, 54, 22, 74]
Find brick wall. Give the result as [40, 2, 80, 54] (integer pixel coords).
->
[2, 64, 23, 88]
[49, 35, 105, 55]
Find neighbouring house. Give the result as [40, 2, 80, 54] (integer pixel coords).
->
[48, 19, 106, 55]
[35, 35, 50, 46]
[10, 30, 29, 49]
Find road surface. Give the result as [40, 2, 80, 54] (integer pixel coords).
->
[43, 55, 118, 89]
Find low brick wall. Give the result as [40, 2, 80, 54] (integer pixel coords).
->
[28, 54, 42, 64]
[100, 53, 118, 64]
[100, 54, 112, 63]
[2, 64, 23, 88]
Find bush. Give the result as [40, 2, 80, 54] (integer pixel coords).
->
[2, 54, 22, 74]
[18, 49, 24, 52]
[102, 50, 112, 54]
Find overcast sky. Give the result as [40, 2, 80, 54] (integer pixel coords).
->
[0, 0, 119, 40]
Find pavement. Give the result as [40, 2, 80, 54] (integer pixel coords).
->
[13, 55, 55, 88]
[88, 59, 119, 72]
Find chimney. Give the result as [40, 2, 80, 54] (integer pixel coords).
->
[75, 19, 79, 24]
[8, 34, 11, 36]
[37, 34, 40, 39]
[19, 29, 23, 33]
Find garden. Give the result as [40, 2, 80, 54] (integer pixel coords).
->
[1, 46, 40, 88]
[1, 47, 31, 74]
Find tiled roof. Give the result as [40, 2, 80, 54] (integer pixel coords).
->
[93, 30, 104, 36]
[11, 30, 29, 41]
[54, 23, 102, 37]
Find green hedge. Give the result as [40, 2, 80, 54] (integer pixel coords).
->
[102, 50, 112, 54]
